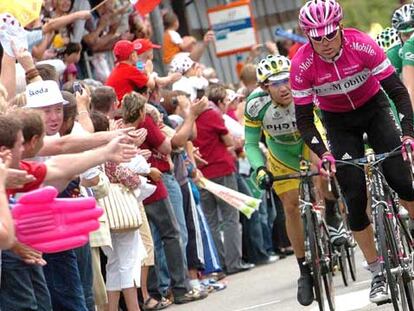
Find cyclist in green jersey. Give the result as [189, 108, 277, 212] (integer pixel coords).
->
[244, 54, 347, 306]
[393, 4, 414, 107]
[376, 27, 402, 75]
[376, 27, 403, 129]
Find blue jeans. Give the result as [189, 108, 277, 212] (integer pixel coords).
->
[150, 174, 188, 295]
[145, 198, 188, 297]
[259, 192, 277, 253]
[0, 250, 52, 311]
[237, 174, 269, 263]
[43, 250, 88, 311]
[74, 243, 94, 311]
[161, 173, 188, 253]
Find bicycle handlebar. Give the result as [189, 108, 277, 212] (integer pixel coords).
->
[335, 148, 402, 167]
[270, 170, 320, 182]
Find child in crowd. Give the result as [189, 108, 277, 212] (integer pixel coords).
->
[162, 11, 195, 64]
[62, 42, 82, 83]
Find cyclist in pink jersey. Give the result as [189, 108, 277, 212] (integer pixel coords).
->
[291, 0, 414, 304]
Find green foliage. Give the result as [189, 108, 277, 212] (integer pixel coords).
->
[338, 0, 402, 30]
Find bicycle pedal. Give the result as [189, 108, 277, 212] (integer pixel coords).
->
[375, 299, 391, 306]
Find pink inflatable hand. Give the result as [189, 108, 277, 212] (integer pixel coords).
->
[12, 186, 103, 253]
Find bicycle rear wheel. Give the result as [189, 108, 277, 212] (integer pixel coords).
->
[305, 208, 325, 311]
[346, 242, 357, 282]
[402, 279, 414, 311]
[377, 203, 401, 310]
[396, 205, 414, 311]
[339, 245, 349, 286]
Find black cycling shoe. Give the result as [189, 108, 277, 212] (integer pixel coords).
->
[297, 274, 314, 306]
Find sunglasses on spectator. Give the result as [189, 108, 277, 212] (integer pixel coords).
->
[310, 29, 339, 42]
[266, 78, 289, 87]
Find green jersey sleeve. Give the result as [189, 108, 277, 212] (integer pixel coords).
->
[402, 38, 414, 67]
[387, 44, 402, 74]
[244, 88, 270, 171]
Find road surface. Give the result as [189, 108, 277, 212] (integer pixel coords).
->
[170, 250, 395, 311]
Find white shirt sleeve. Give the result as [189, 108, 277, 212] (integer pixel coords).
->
[169, 30, 183, 45]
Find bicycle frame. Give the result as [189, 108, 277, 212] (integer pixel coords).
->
[271, 160, 335, 310]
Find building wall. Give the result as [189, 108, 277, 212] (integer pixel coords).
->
[183, 0, 303, 85]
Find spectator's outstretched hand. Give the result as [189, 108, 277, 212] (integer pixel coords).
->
[11, 41, 34, 71]
[128, 128, 148, 148]
[265, 41, 279, 55]
[138, 149, 152, 160]
[105, 136, 137, 163]
[0, 150, 11, 186]
[168, 72, 182, 84]
[75, 87, 91, 111]
[203, 30, 215, 43]
[74, 10, 92, 20]
[6, 168, 36, 189]
[190, 96, 208, 117]
[12, 186, 103, 254]
[11, 242, 46, 266]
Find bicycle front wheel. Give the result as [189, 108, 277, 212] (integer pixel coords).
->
[321, 222, 336, 310]
[305, 208, 325, 311]
[377, 203, 401, 310]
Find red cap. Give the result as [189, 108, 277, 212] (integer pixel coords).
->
[133, 39, 161, 55]
[113, 40, 136, 61]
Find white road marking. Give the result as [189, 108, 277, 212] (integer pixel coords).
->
[232, 299, 282, 311]
[353, 280, 371, 287]
[311, 289, 371, 311]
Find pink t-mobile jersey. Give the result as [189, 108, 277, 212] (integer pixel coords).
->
[290, 28, 395, 112]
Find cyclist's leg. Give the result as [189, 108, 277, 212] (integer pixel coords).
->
[310, 152, 348, 246]
[366, 104, 414, 219]
[322, 111, 377, 259]
[278, 189, 304, 258]
[324, 114, 388, 302]
[268, 153, 304, 259]
[268, 153, 313, 306]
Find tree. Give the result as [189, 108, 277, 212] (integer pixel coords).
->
[339, 0, 403, 31]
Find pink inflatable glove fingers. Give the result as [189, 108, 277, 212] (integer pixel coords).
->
[12, 186, 101, 253]
[17, 187, 58, 204]
[54, 197, 97, 213]
[63, 208, 103, 225]
[23, 219, 100, 245]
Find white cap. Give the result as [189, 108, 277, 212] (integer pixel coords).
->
[226, 89, 244, 103]
[170, 53, 194, 74]
[25, 80, 68, 108]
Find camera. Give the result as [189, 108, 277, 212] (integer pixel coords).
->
[73, 81, 83, 95]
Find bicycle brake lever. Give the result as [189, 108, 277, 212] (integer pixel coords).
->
[322, 159, 332, 192]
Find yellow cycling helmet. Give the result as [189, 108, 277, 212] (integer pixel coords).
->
[256, 54, 291, 84]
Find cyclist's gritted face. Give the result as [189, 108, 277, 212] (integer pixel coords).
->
[309, 28, 342, 60]
[264, 78, 292, 107]
[400, 31, 414, 44]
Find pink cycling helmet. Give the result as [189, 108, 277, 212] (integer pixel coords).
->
[299, 0, 343, 37]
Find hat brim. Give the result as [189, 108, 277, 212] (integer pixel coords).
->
[267, 72, 290, 82]
[26, 100, 69, 109]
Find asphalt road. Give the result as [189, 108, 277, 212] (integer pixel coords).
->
[170, 250, 396, 311]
